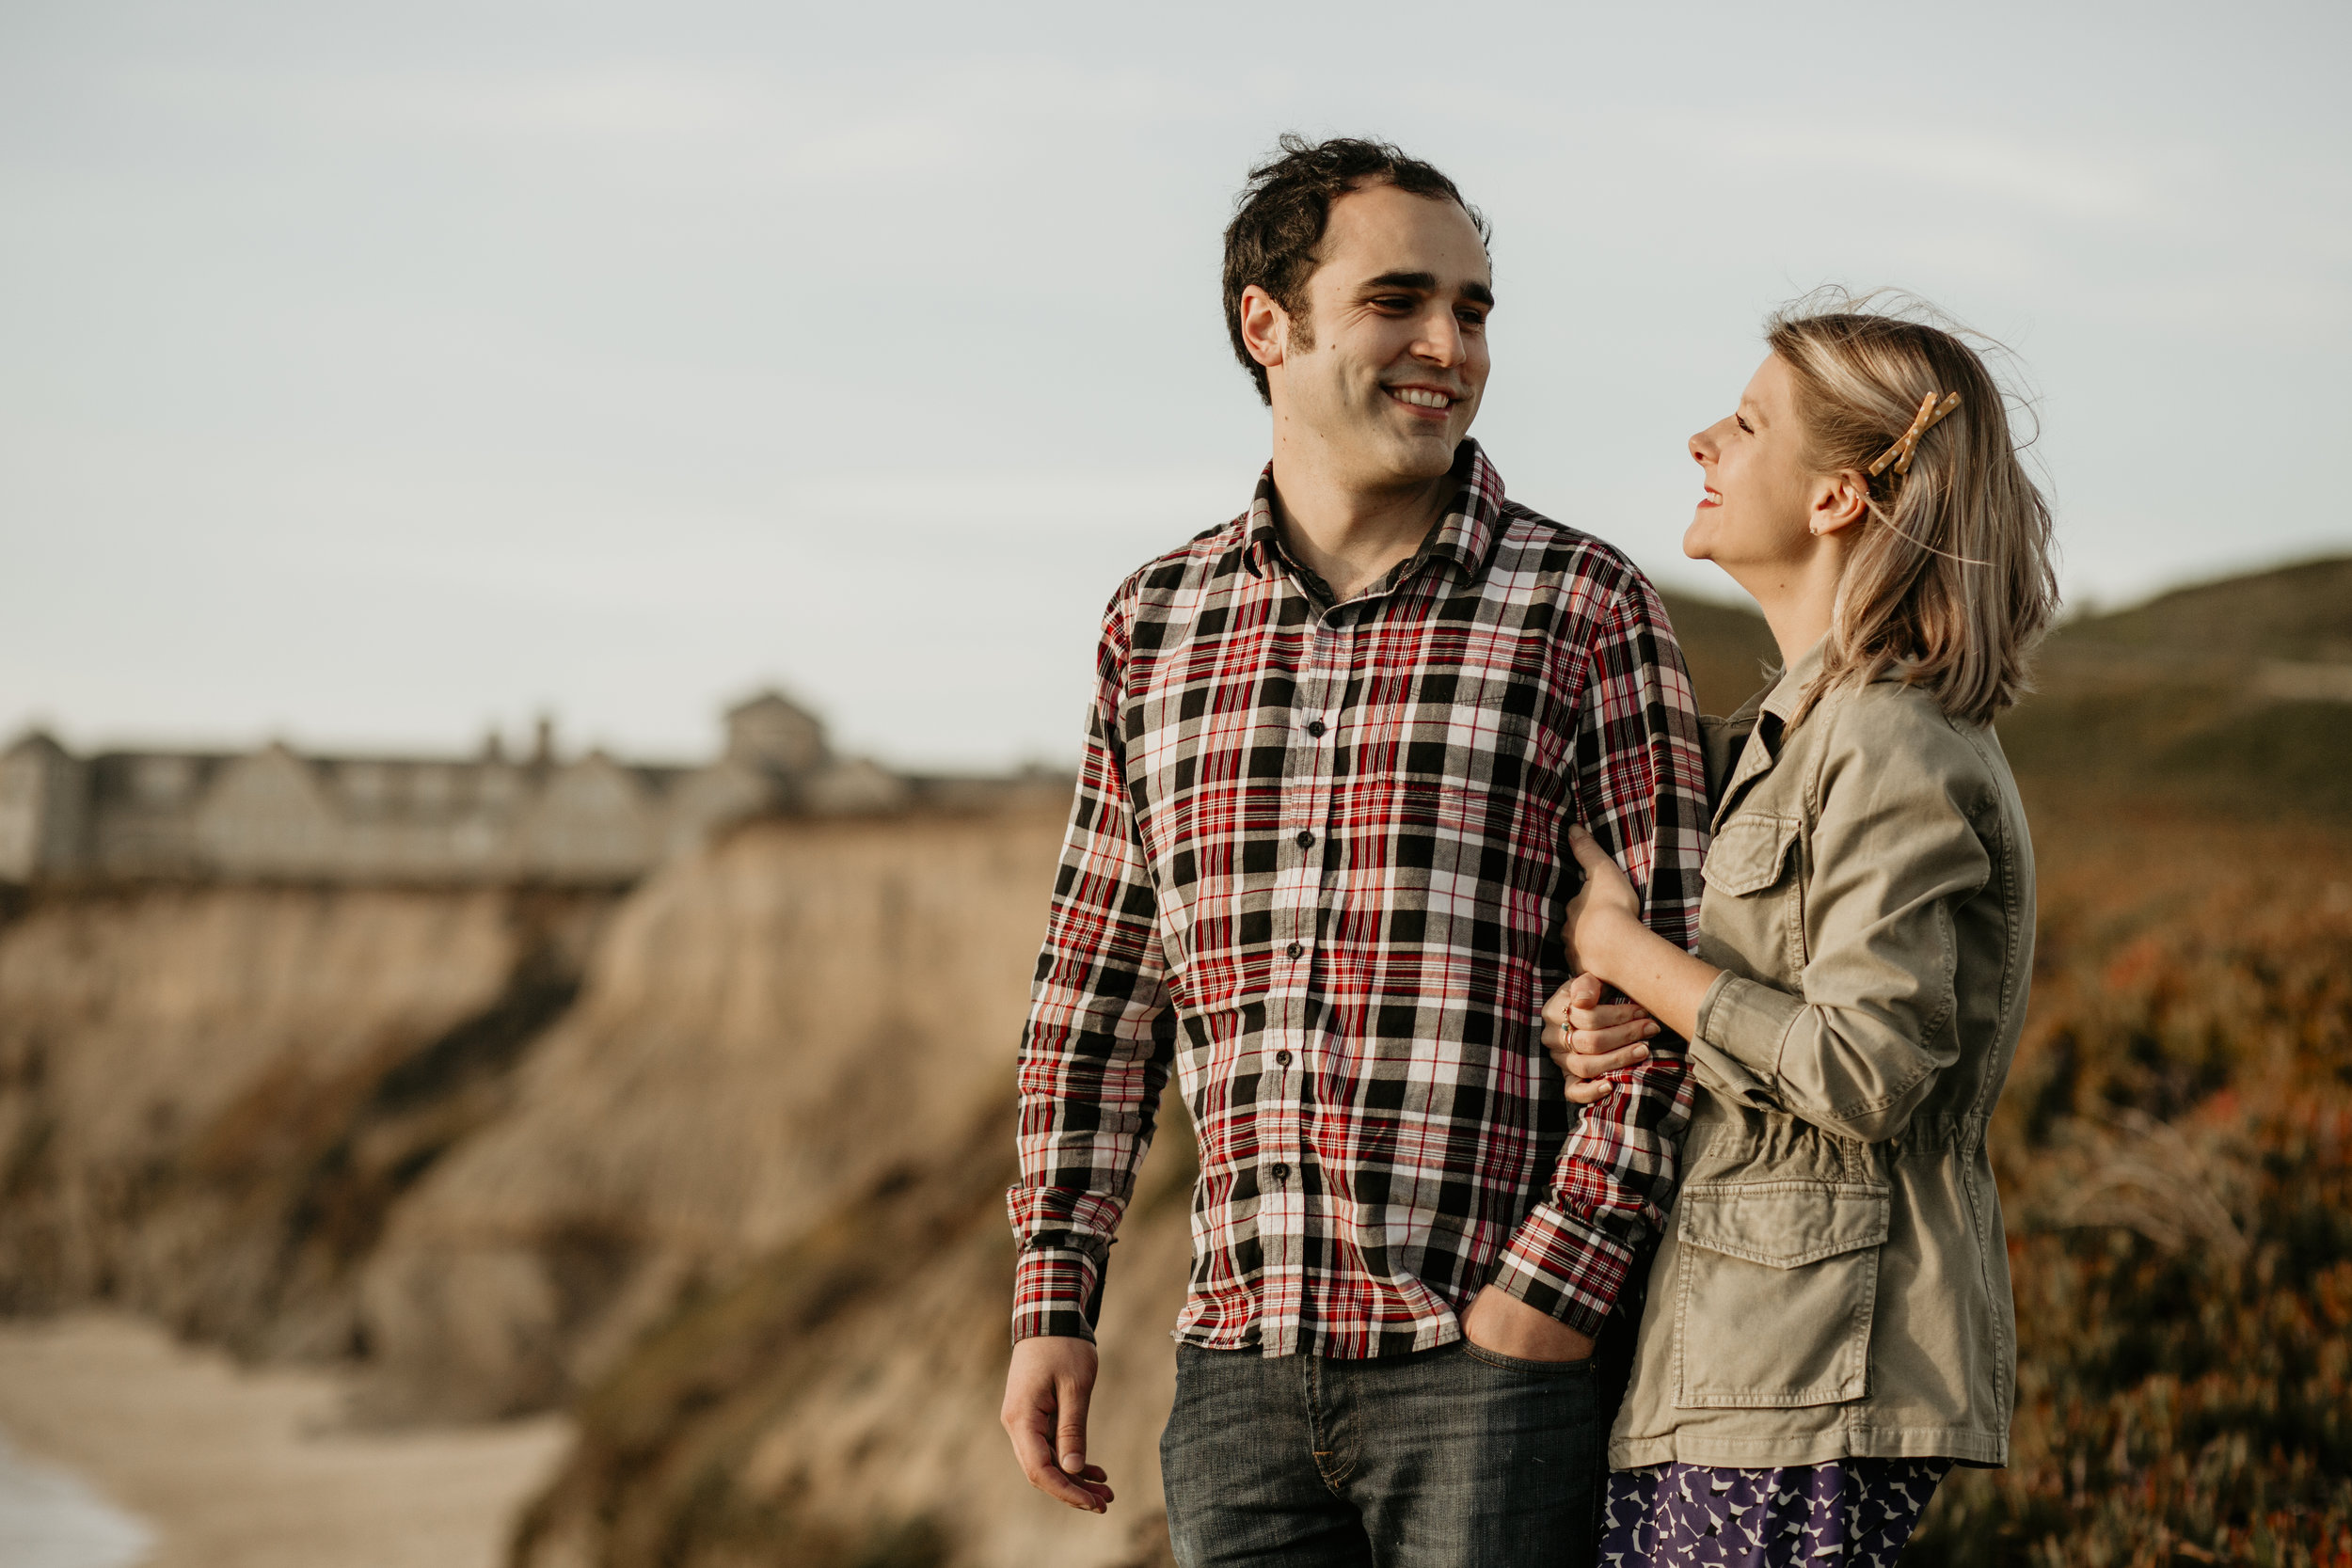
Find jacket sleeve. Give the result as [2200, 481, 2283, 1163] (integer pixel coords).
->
[1005, 585, 1175, 1343]
[1694, 702, 1993, 1144]
[1488, 578, 1712, 1337]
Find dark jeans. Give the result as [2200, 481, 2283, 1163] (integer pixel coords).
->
[1159, 1339, 1604, 1568]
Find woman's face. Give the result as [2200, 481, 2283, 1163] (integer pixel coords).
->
[1683, 353, 1824, 573]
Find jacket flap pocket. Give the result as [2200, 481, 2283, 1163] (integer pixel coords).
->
[1677, 1180, 1889, 1269]
[1702, 814, 1799, 896]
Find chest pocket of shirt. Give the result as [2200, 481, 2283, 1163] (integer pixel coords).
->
[1700, 812, 1804, 976]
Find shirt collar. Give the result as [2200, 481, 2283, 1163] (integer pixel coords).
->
[1241, 440, 1505, 589]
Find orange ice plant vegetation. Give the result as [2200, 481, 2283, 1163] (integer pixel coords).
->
[1910, 801, 2352, 1566]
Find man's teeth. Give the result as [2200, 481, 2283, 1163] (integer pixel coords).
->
[1392, 388, 1452, 409]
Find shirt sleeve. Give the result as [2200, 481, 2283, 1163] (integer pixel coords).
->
[1693, 703, 1994, 1145]
[1488, 577, 1711, 1337]
[1005, 586, 1176, 1344]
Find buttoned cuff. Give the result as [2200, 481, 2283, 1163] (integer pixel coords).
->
[1010, 1246, 1104, 1345]
[1488, 1202, 1636, 1338]
[1696, 972, 1805, 1085]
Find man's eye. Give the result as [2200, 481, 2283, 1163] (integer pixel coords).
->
[1456, 309, 1487, 329]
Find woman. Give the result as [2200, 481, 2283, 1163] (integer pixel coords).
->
[1541, 301, 2058, 1563]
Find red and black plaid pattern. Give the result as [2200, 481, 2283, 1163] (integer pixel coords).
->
[1009, 443, 1709, 1356]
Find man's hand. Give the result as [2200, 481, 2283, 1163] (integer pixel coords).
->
[1001, 1336, 1115, 1513]
[1459, 1284, 1595, 1363]
[1541, 972, 1660, 1106]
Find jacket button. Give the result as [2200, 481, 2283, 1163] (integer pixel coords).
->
[1269, 1163, 1290, 1181]
[1275, 1050, 1292, 1065]
[1306, 720, 1326, 736]
[1295, 831, 1315, 848]
[1286, 942, 1304, 958]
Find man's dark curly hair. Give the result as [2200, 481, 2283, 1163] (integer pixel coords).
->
[1222, 135, 1488, 405]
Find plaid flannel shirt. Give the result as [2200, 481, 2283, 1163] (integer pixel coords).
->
[1008, 442, 1709, 1356]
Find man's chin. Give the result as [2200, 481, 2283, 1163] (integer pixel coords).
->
[1379, 425, 1467, 483]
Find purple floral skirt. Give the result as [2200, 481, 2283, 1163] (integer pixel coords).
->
[1597, 1458, 1952, 1565]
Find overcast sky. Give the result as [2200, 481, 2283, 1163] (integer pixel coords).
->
[4, 1, 2346, 769]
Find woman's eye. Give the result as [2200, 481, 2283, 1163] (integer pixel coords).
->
[1736, 416, 1754, 434]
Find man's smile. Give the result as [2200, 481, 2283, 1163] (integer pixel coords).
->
[1385, 383, 1461, 419]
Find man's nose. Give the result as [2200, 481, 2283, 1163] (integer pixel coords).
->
[1415, 308, 1466, 367]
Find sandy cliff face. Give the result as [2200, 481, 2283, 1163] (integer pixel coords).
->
[357, 805, 1075, 1421]
[509, 1111, 1196, 1568]
[0, 884, 607, 1360]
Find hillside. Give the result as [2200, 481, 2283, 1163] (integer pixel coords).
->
[1670, 560, 2352, 821]
[2055, 555, 2352, 664]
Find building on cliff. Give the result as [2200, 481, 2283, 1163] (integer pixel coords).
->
[0, 691, 913, 885]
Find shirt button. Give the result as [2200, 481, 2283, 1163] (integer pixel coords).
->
[1306, 720, 1326, 736]
[1285, 942, 1304, 958]
[1276, 1050, 1292, 1065]
[1295, 831, 1315, 848]
[1270, 1163, 1291, 1181]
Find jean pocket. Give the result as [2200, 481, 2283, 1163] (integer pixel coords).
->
[1460, 1341, 1597, 1377]
[1670, 1179, 1888, 1409]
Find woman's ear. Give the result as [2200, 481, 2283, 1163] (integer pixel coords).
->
[1808, 469, 1872, 538]
[1239, 285, 1289, 372]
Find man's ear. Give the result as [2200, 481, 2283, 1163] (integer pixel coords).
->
[1239, 285, 1289, 373]
[1810, 470, 1872, 538]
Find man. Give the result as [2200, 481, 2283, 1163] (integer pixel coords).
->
[1000, 135, 1710, 1566]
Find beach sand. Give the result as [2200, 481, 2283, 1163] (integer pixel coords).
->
[0, 1313, 570, 1568]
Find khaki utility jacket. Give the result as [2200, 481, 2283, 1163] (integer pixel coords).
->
[1609, 639, 2032, 1469]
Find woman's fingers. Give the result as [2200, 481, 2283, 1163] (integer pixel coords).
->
[1583, 1021, 1660, 1055]
[1541, 1017, 1661, 1053]
[1546, 1040, 1654, 1082]
[1540, 984, 1651, 1033]
[1565, 1077, 1614, 1105]
[1542, 973, 1614, 1027]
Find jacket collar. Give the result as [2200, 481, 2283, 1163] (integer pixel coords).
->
[1758, 634, 1827, 728]
[1712, 634, 1826, 829]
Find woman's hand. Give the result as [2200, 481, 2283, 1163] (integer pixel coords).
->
[1541, 973, 1661, 1105]
[1560, 823, 1644, 980]
[1550, 826, 1661, 1105]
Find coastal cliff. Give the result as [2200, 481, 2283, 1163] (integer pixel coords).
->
[0, 883, 609, 1361]
[356, 806, 1074, 1422]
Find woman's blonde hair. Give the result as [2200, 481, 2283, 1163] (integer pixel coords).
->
[1767, 295, 2060, 727]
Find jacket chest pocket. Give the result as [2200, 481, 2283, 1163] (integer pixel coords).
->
[1699, 812, 1805, 979]
[1671, 1180, 1888, 1409]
